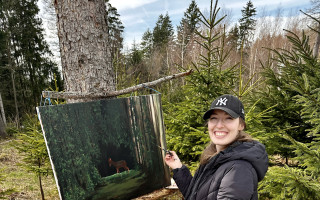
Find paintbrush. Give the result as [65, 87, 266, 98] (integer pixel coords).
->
[158, 145, 173, 156]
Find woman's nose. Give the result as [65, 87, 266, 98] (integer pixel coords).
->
[216, 119, 224, 127]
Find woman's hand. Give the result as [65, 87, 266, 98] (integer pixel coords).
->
[164, 151, 183, 169]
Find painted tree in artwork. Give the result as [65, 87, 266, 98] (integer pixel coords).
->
[53, 0, 115, 102]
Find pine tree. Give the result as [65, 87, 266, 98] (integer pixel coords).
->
[238, 0, 256, 47]
[12, 114, 52, 200]
[0, 0, 62, 121]
[152, 13, 174, 48]
[140, 29, 153, 58]
[177, 0, 200, 44]
[106, 0, 124, 60]
[176, 0, 200, 69]
[227, 25, 240, 49]
[164, 0, 237, 166]
[257, 28, 320, 199]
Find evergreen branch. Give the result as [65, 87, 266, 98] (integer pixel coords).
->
[191, 62, 209, 85]
[254, 103, 277, 119]
[195, 30, 210, 41]
[241, 77, 263, 97]
[259, 166, 320, 199]
[212, 14, 226, 28]
[282, 131, 320, 160]
[241, 72, 259, 94]
[197, 17, 210, 29]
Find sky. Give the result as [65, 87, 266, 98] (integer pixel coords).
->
[109, 0, 312, 49]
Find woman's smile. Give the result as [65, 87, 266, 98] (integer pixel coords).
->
[214, 131, 228, 138]
[208, 110, 244, 152]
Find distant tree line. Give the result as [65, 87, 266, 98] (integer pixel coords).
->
[0, 0, 62, 129]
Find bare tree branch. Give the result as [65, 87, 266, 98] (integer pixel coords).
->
[42, 70, 193, 100]
[301, 10, 320, 58]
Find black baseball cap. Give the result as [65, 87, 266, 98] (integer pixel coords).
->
[203, 94, 245, 120]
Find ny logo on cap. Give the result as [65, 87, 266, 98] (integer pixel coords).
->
[216, 97, 228, 106]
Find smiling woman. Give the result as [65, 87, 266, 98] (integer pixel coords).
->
[207, 110, 245, 152]
[165, 94, 269, 200]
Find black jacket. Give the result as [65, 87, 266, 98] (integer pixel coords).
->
[173, 141, 268, 200]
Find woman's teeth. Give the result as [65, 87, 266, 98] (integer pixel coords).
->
[215, 132, 227, 136]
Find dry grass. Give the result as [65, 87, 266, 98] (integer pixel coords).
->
[0, 140, 59, 200]
[133, 188, 183, 200]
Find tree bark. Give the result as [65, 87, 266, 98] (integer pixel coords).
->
[313, 23, 320, 59]
[0, 114, 6, 138]
[0, 93, 6, 126]
[38, 158, 45, 200]
[6, 37, 19, 126]
[0, 92, 6, 137]
[54, 0, 115, 103]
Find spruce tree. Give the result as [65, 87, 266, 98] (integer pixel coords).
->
[177, 0, 200, 44]
[140, 29, 153, 58]
[227, 25, 240, 49]
[176, 0, 200, 69]
[152, 13, 174, 48]
[12, 115, 52, 200]
[106, 0, 124, 60]
[257, 28, 320, 199]
[0, 0, 62, 121]
[238, 0, 256, 47]
[164, 0, 237, 166]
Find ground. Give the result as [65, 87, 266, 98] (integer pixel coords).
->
[0, 139, 183, 199]
[133, 188, 182, 200]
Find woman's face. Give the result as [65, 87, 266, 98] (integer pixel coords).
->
[208, 109, 244, 152]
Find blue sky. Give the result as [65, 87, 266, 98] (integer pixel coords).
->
[109, 0, 312, 49]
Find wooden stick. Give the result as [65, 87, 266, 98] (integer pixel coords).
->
[42, 70, 193, 99]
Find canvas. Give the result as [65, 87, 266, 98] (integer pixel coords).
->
[36, 94, 171, 200]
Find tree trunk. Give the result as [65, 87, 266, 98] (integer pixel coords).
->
[38, 158, 45, 200]
[0, 93, 6, 126]
[0, 92, 6, 138]
[0, 114, 6, 138]
[39, 174, 45, 200]
[313, 23, 320, 59]
[54, 0, 115, 103]
[6, 37, 19, 126]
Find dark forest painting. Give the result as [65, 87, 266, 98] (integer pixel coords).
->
[36, 94, 171, 200]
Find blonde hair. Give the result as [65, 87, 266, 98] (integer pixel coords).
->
[200, 118, 252, 165]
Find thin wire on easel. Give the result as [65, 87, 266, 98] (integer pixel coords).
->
[40, 91, 53, 106]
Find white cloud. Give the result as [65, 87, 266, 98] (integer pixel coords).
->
[109, 0, 158, 11]
[202, 0, 307, 12]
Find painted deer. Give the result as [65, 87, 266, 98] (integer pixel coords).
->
[108, 158, 130, 173]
